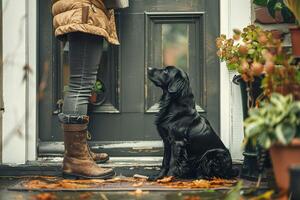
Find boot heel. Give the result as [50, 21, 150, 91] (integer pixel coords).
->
[62, 172, 78, 180]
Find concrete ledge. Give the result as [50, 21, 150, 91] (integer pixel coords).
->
[0, 157, 242, 178]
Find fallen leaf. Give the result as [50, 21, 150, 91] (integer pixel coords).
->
[32, 193, 57, 200]
[128, 189, 149, 196]
[156, 176, 174, 183]
[183, 195, 202, 200]
[79, 192, 93, 199]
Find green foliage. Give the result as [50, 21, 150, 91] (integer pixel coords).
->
[92, 80, 104, 94]
[244, 93, 300, 149]
[224, 181, 243, 200]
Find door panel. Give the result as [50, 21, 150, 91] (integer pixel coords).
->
[145, 12, 205, 113]
[38, 0, 220, 156]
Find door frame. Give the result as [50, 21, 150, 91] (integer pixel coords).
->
[1, 0, 251, 164]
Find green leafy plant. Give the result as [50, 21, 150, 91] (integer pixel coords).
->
[244, 93, 300, 149]
[283, 0, 300, 24]
[253, 0, 295, 23]
[92, 80, 104, 94]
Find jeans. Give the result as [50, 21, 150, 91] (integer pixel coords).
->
[58, 32, 104, 124]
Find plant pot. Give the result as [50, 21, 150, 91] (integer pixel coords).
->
[233, 75, 264, 119]
[289, 26, 300, 57]
[90, 92, 97, 104]
[254, 7, 284, 24]
[290, 165, 300, 200]
[233, 75, 269, 180]
[89, 91, 106, 106]
[270, 139, 300, 191]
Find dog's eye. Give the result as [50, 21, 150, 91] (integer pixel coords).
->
[163, 69, 168, 74]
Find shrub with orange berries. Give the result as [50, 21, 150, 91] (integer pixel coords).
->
[216, 24, 300, 100]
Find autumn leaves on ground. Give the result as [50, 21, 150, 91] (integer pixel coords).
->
[23, 176, 236, 191]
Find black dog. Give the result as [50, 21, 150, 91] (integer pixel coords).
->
[148, 66, 238, 180]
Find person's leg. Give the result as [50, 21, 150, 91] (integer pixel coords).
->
[60, 32, 103, 122]
[59, 32, 114, 179]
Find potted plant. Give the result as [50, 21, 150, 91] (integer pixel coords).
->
[216, 25, 284, 180]
[253, 0, 295, 24]
[262, 58, 300, 100]
[89, 79, 106, 106]
[216, 25, 284, 108]
[244, 93, 300, 191]
[283, 0, 300, 56]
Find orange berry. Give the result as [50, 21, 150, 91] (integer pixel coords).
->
[258, 34, 268, 44]
[264, 61, 275, 74]
[251, 62, 264, 76]
[238, 45, 248, 55]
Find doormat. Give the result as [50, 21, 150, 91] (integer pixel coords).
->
[9, 176, 237, 192]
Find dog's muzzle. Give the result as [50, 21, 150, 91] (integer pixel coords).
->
[147, 67, 156, 78]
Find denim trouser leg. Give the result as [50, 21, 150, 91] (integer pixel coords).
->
[58, 32, 104, 124]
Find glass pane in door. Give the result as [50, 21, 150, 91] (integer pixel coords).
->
[162, 23, 189, 72]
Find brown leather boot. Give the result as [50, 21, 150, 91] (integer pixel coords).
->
[89, 149, 109, 164]
[86, 131, 110, 163]
[62, 122, 115, 179]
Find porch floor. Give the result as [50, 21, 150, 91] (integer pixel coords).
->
[0, 158, 274, 199]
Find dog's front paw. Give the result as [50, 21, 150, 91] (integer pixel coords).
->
[166, 167, 179, 177]
[148, 168, 168, 181]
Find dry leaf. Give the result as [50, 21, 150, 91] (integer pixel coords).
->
[156, 176, 174, 183]
[32, 193, 57, 200]
[184, 196, 202, 200]
[128, 189, 149, 196]
[79, 192, 93, 199]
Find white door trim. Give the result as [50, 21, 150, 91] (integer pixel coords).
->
[26, 0, 38, 162]
[2, 0, 27, 164]
[220, 0, 252, 160]
[1, 0, 37, 164]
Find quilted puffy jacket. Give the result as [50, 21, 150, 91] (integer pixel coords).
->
[52, 0, 119, 45]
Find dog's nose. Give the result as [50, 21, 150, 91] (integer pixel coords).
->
[148, 67, 153, 71]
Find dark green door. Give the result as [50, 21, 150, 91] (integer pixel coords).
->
[38, 0, 220, 156]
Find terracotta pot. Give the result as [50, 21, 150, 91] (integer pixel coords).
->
[255, 7, 283, 24]
[270, 139, 300, 191]
[289, 26, 300, 57]
[89, 92, 97, 103]
[271, 29, 283, 40]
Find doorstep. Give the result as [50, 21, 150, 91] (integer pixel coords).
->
[0, 157, 162, 177]
[0, 157, 243, 177]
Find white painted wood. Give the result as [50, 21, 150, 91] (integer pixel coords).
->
[26, 0, 37, 161]
[219, 0, 252, 160]
[220, 0, 231, 149]
[2, 0, 27, 164]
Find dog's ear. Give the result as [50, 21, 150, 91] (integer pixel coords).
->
[168, 70, 189, 96]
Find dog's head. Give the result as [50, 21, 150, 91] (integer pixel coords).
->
[148, 66, 189, 97]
